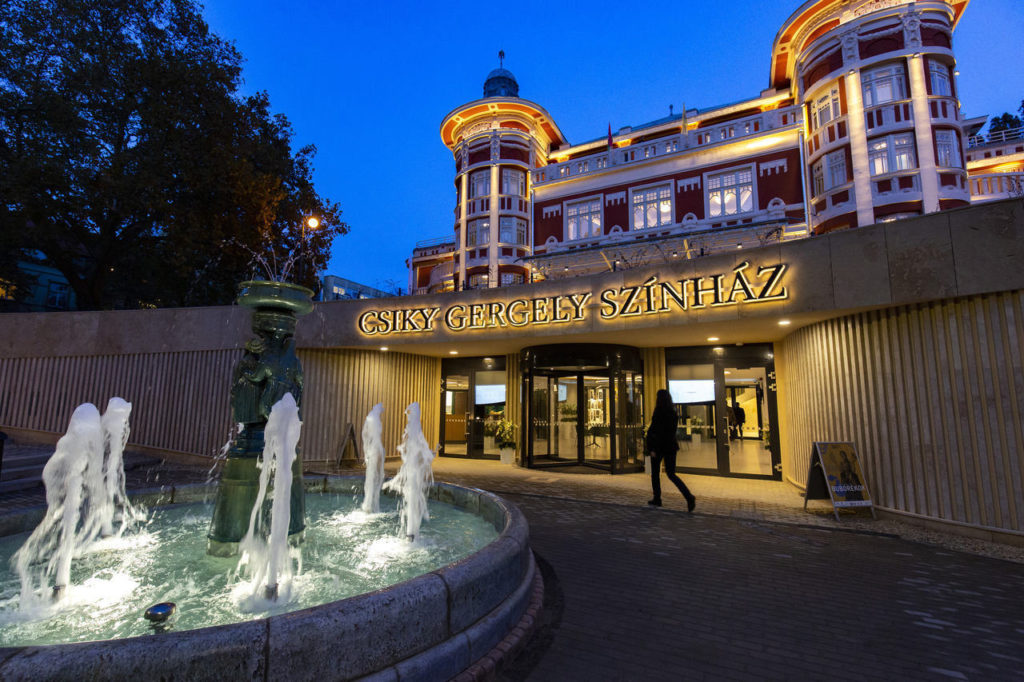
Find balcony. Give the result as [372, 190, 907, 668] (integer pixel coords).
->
[968, 126, 1023, 149]
[969, 173, 1024, 203]
[531, 105, 802, 187]
[412, 235, 456, 258]
[427, 260, 455, 292]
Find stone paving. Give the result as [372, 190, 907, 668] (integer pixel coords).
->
[2, 441, 1023, 680]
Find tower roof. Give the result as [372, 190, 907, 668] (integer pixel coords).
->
[484, 68, 519, 98]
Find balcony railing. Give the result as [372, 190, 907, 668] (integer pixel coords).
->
[532, 105, 802, 186]
[428, 260, 455, 288]
[415, 235, 456, 249]
[969, 172, 1024, 201]
[968, 126, 1024, 149]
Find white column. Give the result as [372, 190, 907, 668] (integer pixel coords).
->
[843, 70, 877, 227]
[489, 162, 500, 288]
[458, 172, 468, 289]
[908, 54, 940, 213]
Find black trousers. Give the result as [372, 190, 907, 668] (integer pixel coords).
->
[650, 450, 693, 501]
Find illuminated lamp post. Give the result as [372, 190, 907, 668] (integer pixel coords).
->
[298, 216, 320, 286]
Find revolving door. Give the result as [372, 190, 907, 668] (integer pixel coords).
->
[521, 344, 644, 474]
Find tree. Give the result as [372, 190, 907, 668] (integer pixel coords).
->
[988, 112, 1022, 136]
[0, 0, 347, 309]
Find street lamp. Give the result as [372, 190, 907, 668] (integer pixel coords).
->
[298, 216, 320, 286]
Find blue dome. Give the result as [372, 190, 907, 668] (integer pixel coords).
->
[484, 68, 518, 98]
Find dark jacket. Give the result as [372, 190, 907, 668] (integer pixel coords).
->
[645, 406, 679, 455]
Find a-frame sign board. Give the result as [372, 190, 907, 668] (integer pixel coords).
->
[336, 422, 360, 467]
[803, 442, 875, 521]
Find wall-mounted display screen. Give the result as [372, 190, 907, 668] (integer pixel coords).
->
[669, 379, 715, 404]
[475, 384, 506, 405]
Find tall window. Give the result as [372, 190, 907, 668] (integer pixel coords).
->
[707, 169, 753, 218]
[631, 185, 672, 230]
[862, 64, 907, 107]
[812, 150, 848, 196]
[499, 216, 527, 244]
[466, 218, 489, 246]
[501, 168, 525, 195]
[868, 134, 916, 175]
[929, 61, 952, 97]
[812, 88, 841, 130]
[470, 170, 490, 198]
[567, 199, 602, 240]
[500, 272, 524, 286]
[935, 129, 961, 167]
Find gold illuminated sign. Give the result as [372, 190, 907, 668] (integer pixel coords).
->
[357, 261, 789, 337]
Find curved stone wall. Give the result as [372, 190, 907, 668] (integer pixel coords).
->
[0, 480, 534, 681]
[777, 292, 1024, 538]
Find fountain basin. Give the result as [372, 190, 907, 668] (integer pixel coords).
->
[0, 477, 535, 682]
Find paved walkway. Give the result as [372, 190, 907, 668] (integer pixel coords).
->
[2, 441, 1023, 680]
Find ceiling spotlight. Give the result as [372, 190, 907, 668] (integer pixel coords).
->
[778, 319, 791, 326]
[736, 243, 743, 249]
[380, 346, 388, 352]
[707, 336, 719, 342]
[449, 350, 459, 355]
[672, 251, 678, 258]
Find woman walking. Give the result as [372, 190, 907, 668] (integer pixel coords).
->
[646, 389, 696, 512]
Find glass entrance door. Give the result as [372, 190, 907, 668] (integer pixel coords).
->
[723, 367, 772, 476]
[666, 345, 781, 480]
[522, 344, 645, 474]
[582, 375, 610, 466]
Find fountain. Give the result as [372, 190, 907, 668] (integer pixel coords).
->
[360, 402, 386, 514]
[0, 281, 539, 681]
[208, 280, 311, 557]
[236, 393, 301, 602]
[383, 403, 435, 541]
[12, 398, 137, 607]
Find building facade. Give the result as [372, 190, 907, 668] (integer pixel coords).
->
[409, 0, 1021, 295]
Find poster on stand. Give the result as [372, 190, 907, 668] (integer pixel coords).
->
[803, 442, 875, 521]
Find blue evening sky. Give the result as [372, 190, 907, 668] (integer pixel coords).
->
[199, 0, 1024, 291]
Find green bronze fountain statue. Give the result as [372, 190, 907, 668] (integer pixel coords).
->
[207, 281, 313, 557]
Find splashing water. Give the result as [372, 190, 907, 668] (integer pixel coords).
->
[361, 403, 385, 514]
[382, 403, 435, 541]
[236, 394, 301, 603]
[207, 423, 243, 486]
[12, 399, 139, 608]
[99, 398, 142, 537]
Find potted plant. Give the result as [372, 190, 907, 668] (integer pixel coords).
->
[482, 419, 497, 451]
[688, 416, 705, 445]
[494, 419, 517, 464]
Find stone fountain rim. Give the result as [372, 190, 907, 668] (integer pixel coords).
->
[0, 477, 534, 682]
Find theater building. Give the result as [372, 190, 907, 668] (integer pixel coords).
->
[409, 0, 1023, 296]
[2, 0, 1023, 546]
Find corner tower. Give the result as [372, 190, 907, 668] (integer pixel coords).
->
[772, 0, 971, 233]
[440, 63, 566, 289]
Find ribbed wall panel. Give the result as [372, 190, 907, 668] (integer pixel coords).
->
[0, 349, 442, 466]
[778, 291, 1024, 533]
[0, 351, 238, 457]
[641, 348, 667, 424]
[504, 353, 522, 458]
[297, 350, 441, 463]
